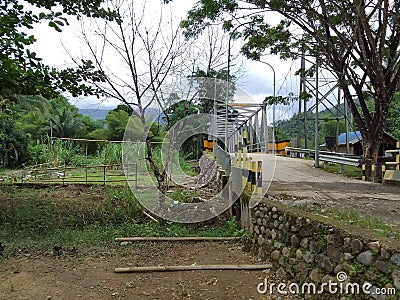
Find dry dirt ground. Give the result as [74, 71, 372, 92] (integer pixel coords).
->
[268, 155, 400, 225]
[2, 156, 399, 300]
[0, 242, 296, 300]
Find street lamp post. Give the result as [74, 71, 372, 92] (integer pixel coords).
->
[258, 61, 276, 155]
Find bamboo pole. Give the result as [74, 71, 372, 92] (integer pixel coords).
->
[63, 164, 66, 185]
[135, 163, 138, 189]
[115, 237, 240, 242]
[51, 137, 168, 144]
[142, 211, 159, 222]
[114, 264, 272, 273]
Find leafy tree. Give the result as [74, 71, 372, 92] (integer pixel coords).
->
[80, 115, 105, 138]
[0, 102, 28, 167]
[191, 68, 236, 114]
[165, 100, 200, 127]
[105, 109, 146, 141]
[321, 120, 346, 141]
[86, 128, 108, 140]
[112, 104, 134, 116]
[274, 126, 288, 141]
[105, 110, 130, 141]
[13, 94, 101, 141]
[15, 110, 48, 141]
[182, 0, 400, 174]
[0, 0, 118, 102]
[49, 106, 85, 138]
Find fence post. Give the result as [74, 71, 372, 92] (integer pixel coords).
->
[135, 163, 138, 188]
[228, 180, 233, 218]
[241, 148, 245, 169]
[361, 164, 366, 181]
[103, 165, 106, 185]
[21, 164, 26, 184]
[251, 161, 256, 192]
[339, 155, 345, 174]
[257, 161, 263, 197]
[85, 166, 88, 185]
[246, 159, 252, 192]
[371, 164, 376, 183]
[62, 165, 66, 185]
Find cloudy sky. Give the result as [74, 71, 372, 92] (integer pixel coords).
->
[29, 0, 302, 120]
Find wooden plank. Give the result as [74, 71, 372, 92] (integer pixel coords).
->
[114, 264, 272, 273]
[115, 237, 240, 242]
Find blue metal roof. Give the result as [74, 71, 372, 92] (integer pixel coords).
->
[337, 131, 362, 145]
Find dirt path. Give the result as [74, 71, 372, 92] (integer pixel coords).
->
[0, 242, 295, 300]
[268, 155, 400, 224]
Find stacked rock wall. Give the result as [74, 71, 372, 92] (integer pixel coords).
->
[248, 201, 400, 299]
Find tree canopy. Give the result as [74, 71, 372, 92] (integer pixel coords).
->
[182, 0, 400, 166]
[0, 0, 118, 101]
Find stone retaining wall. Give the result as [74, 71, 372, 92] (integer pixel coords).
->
[248, 201, 400, 299]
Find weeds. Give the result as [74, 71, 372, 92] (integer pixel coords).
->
[0, 185, 240, 257]
[308, 205, 400, 240]
[322, 163, 361, 179]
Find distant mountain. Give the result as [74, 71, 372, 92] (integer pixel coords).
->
[79, 109, 111, 120]
[79, 107, 165, 122]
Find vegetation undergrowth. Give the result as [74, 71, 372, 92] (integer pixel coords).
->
[0, 185, 240, 257]
[295, 202, 400, 241]
[322, 163, 362, 179]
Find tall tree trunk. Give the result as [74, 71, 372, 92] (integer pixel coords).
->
[339, 82, 390, 181]
[138, 106, 167, 215]
[362, 134, 381, 180]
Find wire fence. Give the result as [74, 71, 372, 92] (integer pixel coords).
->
[0, 139, 150, 186]
[0, 163, 141, 186]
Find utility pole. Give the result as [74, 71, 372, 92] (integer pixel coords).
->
[297, 54, 306, 148]
[336, 89, 341, 152]
[258, 60, 276, 154]
[314, 59, 320, 168]
[50, 120, 53, 152]
[344, 97, 350, 154]
[304, 72, 308, 148]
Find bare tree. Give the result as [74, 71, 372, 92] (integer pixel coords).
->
[74, 0, 186, 193]
[180, 26, 244, 80]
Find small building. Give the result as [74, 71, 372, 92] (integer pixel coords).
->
[324, 131, 397, 156]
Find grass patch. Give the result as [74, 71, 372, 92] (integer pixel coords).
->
[323, 208, 400, 238]
[0, 185, 239, 257]
[322, 163, 361, 179]
[166, 188, 200, 202]
[300, 204, 400, 240]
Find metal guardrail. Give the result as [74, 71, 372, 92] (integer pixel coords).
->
[319, 154, 361, 167]
[285, 147, 361, 167]
[285, 147, 313, 157]
[213, 144, 232, 174]
[285, 147, 361, 159]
